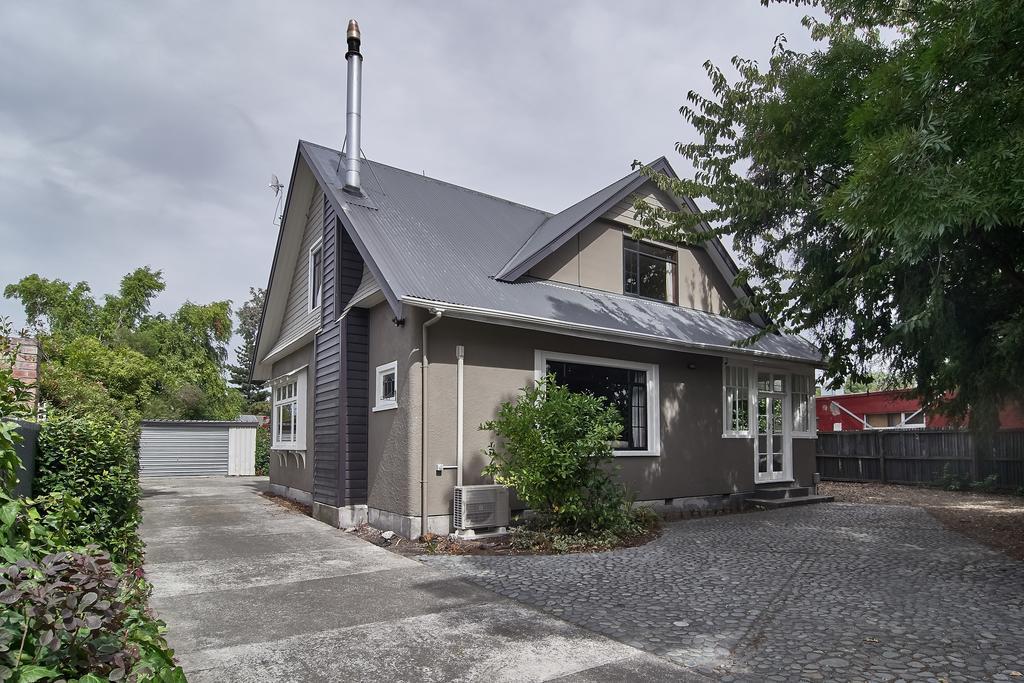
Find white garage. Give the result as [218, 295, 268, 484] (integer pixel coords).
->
[140, 420, 258, 477]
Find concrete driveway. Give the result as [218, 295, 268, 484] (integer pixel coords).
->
[424, 504, 1024, 682]
[140, 477, 698, 682]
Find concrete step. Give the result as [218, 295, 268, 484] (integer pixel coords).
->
[745, 494, 834, 510]
[753, 485, 812, 500]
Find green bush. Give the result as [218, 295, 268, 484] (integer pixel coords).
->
[254, 423, 270, 476]
[481, 375, 639, 535]
[35, 416, 142, 566]
[0, 549, 184, 682]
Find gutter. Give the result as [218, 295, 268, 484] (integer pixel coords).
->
[400, 296, 825, 368]
[419, 308, 443, 539]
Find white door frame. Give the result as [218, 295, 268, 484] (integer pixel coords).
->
[753, 369, 793, 484]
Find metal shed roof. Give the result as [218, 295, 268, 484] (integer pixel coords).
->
[299, 141, 821, 364]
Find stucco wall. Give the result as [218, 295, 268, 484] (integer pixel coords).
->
[527, 217, 736, 314]
[269, 343, 314, 494]
[366, 304, 426, 517]
[417, 317, 816, 516]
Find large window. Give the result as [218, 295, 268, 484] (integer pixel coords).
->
[623, 237, 677, 304]
[723, 364, 751, 436]
[272, 369, 307, 450]
[308, 240, 323, 312]
[536, 351, 660, 456]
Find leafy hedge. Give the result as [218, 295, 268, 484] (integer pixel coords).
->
[35, 417, 142, 566]
[1, 319, 184, 682]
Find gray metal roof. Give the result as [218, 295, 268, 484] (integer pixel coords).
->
[300, 141, 820, 364]
[494, 157, 672, 281]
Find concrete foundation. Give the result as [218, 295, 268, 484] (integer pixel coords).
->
[312, 502, 368, 528]
[367, 507, 451, 539]
[269, 483, 312, 506]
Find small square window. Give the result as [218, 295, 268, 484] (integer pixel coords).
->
[374, 361, 398, 412]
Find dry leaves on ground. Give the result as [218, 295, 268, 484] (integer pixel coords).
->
[821, 481, 1024, 562]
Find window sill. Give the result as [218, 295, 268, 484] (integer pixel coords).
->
[271, 444, 305, 451]
[372, 403, 398, 413]
[722, 433, 752, 439]
[613, 451, 661, 457]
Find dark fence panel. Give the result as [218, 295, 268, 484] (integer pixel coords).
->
[13, 419, 39, 498]
[816, 429, 1024, 487]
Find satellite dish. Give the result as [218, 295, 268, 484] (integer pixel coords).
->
[269, 174, 284, 197]
[829, 401, 841, 416]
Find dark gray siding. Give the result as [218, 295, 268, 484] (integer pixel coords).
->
[313, 196, 370, 507]
[313, 195, 341, 506]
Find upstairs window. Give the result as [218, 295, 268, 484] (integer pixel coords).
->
[623, 237, 677, 304]
[308, 240, 323, 312]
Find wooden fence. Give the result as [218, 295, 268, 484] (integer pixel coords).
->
[815, 429, 1024, 488]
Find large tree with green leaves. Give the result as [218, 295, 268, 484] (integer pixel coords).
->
[227, 287, 269, 413]
[4, 268, 243, 421]
[634, 0, 1024, 432]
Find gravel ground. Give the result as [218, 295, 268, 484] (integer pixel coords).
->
[820, 481, 1024, 561]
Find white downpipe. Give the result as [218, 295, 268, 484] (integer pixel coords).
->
[455, 345, 465, 488]
[419, 309, 443, 539]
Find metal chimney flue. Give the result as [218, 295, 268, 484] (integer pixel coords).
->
[343, 19, 363, 194]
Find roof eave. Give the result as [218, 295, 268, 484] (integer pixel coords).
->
[401, 295, 824, 368]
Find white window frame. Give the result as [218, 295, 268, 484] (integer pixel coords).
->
[373, 361, 399, 412]
[307, 239, 323, 314]
[534, 350, 661, 457]
[271, 367, 307, 450]
[791, 373, 817, 438]
[722, 361, 752, 438]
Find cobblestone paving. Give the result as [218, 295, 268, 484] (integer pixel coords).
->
[421, 504, 1024, 682]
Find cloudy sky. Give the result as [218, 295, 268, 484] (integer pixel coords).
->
[0, 1, 819, 338]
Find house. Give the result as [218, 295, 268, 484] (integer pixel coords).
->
[251, 21, 823, 537]
[816, 390, 1024, 432]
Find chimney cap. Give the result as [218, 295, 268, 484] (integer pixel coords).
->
[347, 19, 360, 40]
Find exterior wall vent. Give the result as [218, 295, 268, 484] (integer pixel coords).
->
[453, 485, 510, 534]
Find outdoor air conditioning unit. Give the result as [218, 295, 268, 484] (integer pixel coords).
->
[453, 485, 509, 535]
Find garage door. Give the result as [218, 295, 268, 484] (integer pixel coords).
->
[140, 425, 229, 477]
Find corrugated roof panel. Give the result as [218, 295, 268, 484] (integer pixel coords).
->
[299, 141, 820, 364]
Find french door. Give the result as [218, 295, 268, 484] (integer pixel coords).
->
[754, 372, 792, 483]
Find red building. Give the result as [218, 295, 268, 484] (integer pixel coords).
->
[815, 390, 1024, 432]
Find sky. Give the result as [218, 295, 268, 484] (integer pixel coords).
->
[0, 1, 821, 345]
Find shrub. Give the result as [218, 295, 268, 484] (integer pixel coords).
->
[35, 416, 142, 566]
[481, 375, 637, 534]
[0, 549, 184, 682]
[254, 424, 270, 476]
[936, 464, 970, 492]
[971, 473, 1000, 493]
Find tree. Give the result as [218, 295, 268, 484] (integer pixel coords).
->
[4, 269, 243, 422]
[633, 0, 1024, 433]
[227, 288, 269, 413]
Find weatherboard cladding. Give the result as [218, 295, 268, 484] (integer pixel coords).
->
[313, 195, 341, 507]
[299, 141, 819, 363]
[279, 187, 323, 345]
[312, 195, 370, 508]
[339, 228, 369, 504]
